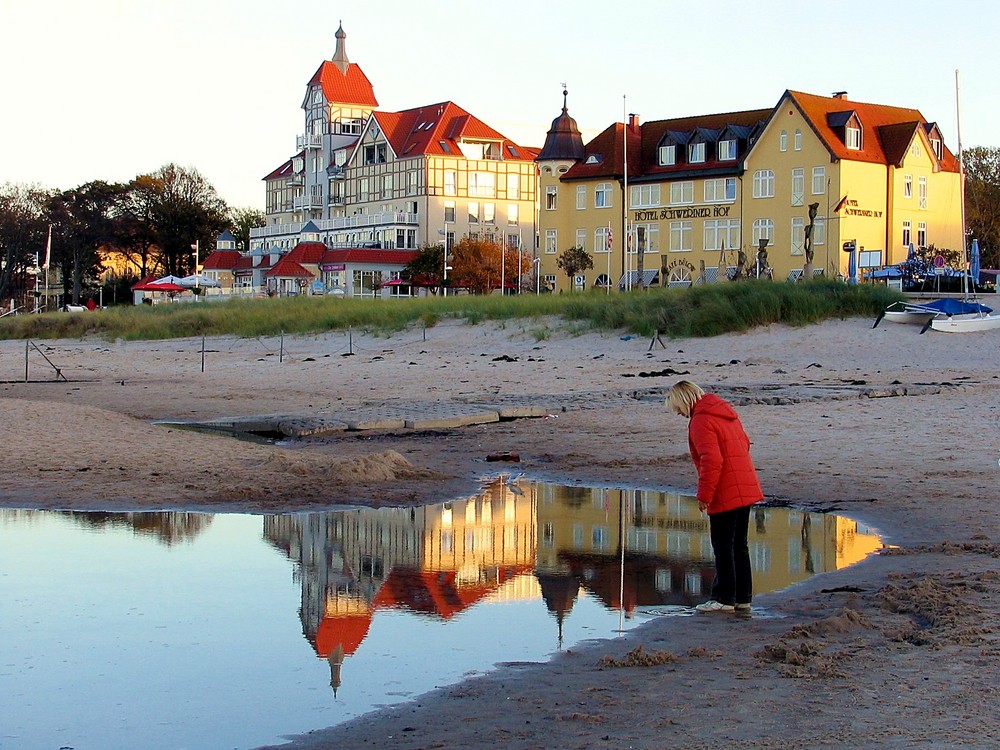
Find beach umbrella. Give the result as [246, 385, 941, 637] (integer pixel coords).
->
[970, 238, 981, 283]
[847, 248, 858, 285]
[907, 243, 916, 261]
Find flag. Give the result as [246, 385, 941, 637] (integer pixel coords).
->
[43, 225, 52, 269]
[833, 194, 849, 213]
[607, 224, 613, 251]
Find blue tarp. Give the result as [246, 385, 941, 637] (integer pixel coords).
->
[907, 298, 993, 315]
[869, 267, 903, 279]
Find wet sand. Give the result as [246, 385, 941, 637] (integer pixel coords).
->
[1, 309, 999, 749]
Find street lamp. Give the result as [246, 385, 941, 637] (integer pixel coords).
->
[437, 229, 450, 297]
[532, 257, 541, 295]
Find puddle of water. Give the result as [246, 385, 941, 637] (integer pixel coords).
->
[0, 480, 882, 750]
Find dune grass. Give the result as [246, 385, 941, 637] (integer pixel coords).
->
[0, 280, 901, 342]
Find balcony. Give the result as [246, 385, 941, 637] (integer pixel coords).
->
[329, 195, 345, 206]
[285, 175, 304, 187]
[296, 134, 322, 150]
[293, 193, 323, 211]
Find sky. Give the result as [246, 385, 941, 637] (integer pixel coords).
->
[4, 0, 999, 209]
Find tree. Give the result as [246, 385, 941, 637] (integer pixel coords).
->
[403, 243, 445, 293]
[227, 206, 265, 252]
[555, 245, 593, 290]
[963, 146, 1000, 270]
[0, 183, 51, 305]
[114, 175, 163, 279]
[48, 181, 124, 305]
[450, 237, 504, 294]
[147, 164, 228, 276]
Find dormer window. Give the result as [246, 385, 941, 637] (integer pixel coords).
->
[585, 154, 601, 165]
[659, 145, 676, 166]
[688, 143, 705, 163]
[845, 124, 861, 150]
[718, 139, 737, 161]
[930, 138, 943, 160]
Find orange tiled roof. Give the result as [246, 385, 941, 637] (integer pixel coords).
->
[313, 613, 373, 658]
[320, 248, 420, 266]
[200, 250, 241, 270]
[786, 90, 959, 171]
[375, 101, 534, 161]
[309, 61, 378, 107]
[265, 257, 314, 278]
[263, 151, 304, 181]
[285, 242, 328, 265]
[562, 122, 642, 181]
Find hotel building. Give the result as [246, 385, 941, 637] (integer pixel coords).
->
[537, 90, 962, 291]
[234, 24, 538, 298]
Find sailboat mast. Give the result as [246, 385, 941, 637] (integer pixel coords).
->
[955, 69, 969, 297]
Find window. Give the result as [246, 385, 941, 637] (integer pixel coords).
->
[752, 218, 774, 246]
[669, 221, 692, 252]
[444, 201, 455, 223]
[507, 173, 520, 200]
[358, 177, 369, 202]
[595, 225, 610, 253]
[753, 170, 775, 198]
[381, 173, 393, 199]
[779, 130, 788, 152]
[718, 138, 737, 161]
[812, 167, 826, 195]
[576, 228, 587, 252]
[545, 229, 557, 254]
[469, 172, 495, 198]
[791, 168, 805, 206]
[468, 201, 479, 223]
[930, 138, 943, 160]
[508, 204, 518, 225]
[545, 186, 557, 210]
[688, 142, 705, 163]
[791, 217, 805, 255]
[704, 178, 736, 203]
[794, 129, 802, 151]
[917, 222, 927, 247]
[633, 224, 659, 253]
[813, 216, 825, 246]
[670, 181, 694, 205]
[659, 145, 676, 166]
[902, 220, 911, 247]
[910, 142, 922, 158]
[407, 170, 418, 195]
[483, 202, 495, 224]
[918, 176, 927, 209]
[576, 185, 586, 210]
[630, 184, 661, 207]
[904, 174, 913, 199]
[595, 183, 612, 208]
[846, 124, 861, 150]
[444, 170, 457, 196]
[703, 219, 740, 251]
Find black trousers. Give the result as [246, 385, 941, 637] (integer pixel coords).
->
[708, 505, 753, 606]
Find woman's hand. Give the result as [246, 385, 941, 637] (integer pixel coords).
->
[698, 500, 709, 513]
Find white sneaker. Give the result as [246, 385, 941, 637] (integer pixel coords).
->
[695, 600, 735, 612]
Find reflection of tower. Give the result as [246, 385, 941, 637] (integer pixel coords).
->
[328, 644, 344, 697]
[536, 573, 581, 649]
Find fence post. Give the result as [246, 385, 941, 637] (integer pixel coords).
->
[201, 335, 206, 373]
[25, 340, 29, 382]
[279, 331, 284, 363]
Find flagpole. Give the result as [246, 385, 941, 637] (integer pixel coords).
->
[43, 224, 52, 313]
[622, 94, 630, 291]
[607, 221, 612, 294]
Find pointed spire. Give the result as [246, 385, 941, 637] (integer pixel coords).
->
[538, 86, 585, 162]
[332, 21, 349, 75]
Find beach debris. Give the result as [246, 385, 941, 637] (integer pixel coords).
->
[486, 452, 520, 462]
[492, 355, 518, 362]
[598, 644, 677, 668]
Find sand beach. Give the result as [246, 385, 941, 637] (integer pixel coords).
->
[1, 306, 999, 749]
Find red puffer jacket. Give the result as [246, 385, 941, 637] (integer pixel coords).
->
[688, 394, 763, 514]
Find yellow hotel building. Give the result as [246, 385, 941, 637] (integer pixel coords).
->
[537, 89, 962, 290]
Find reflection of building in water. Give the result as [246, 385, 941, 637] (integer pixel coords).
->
[261, 480, 881, 692]
[263, 479, 537, 694]
[532, 484, 882, 616]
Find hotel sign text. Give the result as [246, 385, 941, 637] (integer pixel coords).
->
[633, 205, 731, 221]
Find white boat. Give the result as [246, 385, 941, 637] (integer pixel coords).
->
[929, 311, 1000, 333]
[873, 298, 992, 328]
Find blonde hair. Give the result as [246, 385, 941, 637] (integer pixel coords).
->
[666, 380, 705, 417]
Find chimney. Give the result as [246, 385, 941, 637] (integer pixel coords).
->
[832, 91, 848, 100]
[628, 113, 640, 132]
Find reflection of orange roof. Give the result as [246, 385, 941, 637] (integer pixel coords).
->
[314, 613, 373, 657]
[373, 566, 532, 620]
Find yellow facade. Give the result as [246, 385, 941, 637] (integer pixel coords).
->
[538, 91, 963, 289]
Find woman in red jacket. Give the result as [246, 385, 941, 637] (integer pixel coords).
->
[667, 381, 764, 613]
